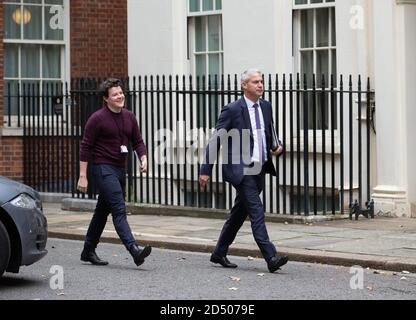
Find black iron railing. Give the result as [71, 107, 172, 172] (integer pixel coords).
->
[4, 74, 375, 217]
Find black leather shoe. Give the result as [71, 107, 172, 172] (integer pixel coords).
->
[210, 253, 238, 268]
[267, 255, 289, 273]
[80, 249, 109, 266]
[129, 244, 152, 266]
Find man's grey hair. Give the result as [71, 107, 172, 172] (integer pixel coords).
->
[241, 68, 263, 83]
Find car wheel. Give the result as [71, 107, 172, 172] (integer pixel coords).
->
[0, 220, 11, 277]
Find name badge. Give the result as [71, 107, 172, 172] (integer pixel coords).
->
[120, 145, 128, 154]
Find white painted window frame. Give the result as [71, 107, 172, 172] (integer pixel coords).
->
[3, 0, 70, 129]
[293, 0, 338, 134]
[187, 0, 223, 78]
[188, 15, 223, 79]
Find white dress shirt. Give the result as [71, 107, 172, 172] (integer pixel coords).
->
[244, 96, 268, 163]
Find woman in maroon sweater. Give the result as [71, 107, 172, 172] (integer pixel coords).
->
[77, 78, 151, 267]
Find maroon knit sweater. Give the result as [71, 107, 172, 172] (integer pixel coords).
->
[80, 106, 147, 167]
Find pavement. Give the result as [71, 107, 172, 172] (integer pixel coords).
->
[43, 200, 416, 273]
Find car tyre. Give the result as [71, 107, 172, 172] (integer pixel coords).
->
[0, 220, 11, 277]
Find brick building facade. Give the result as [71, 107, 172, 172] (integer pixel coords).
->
[0, 0, 128, 181]
[70, 0, 127, 78]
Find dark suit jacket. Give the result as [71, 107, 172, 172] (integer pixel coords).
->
[200, 97, 277, 186]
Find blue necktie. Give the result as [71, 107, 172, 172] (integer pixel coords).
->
[253, 103, 265, 163]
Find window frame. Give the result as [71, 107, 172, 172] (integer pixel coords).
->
[293, 0, 336, 10]
[187, 0, 224, 128]
[188, 0, 222, 16]
[188, 14, 224, 78]
[293, 6, 337, 85]
[3, 0, 70, 125]
[293, 1, 338, 133]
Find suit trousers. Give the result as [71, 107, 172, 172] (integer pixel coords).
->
[214, 166, 277, 262]
[84, 164, 136, 251]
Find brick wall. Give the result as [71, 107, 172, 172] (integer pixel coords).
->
[70, 0, 128, 78]
[0, 138, 24, 181]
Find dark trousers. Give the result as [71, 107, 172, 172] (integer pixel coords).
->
[214, 168, 277, 262]
[84, 164, 136, 251]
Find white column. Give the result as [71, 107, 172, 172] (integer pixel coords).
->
[371, 0, 414, 217]
[398, 0, 416, 217]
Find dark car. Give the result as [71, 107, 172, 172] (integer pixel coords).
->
[0, 176, 48, 277]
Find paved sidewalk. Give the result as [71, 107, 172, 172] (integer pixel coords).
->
[43, 202, 416, 273]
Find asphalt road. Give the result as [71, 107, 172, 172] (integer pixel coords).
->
[1, 238, 416, 300]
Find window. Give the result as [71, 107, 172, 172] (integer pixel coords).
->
[188, 0, 223, 127]
[294, 0, 337, 130]
[3, 0, 67, 117]
[189, 0, 222, 14]
[294, 0, 335, 5]
[188, 0, 223, 80]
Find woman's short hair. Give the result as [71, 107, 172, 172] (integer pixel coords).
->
[99, 78, 124, 98]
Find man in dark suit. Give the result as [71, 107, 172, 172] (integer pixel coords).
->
[199, 69, 288, 273]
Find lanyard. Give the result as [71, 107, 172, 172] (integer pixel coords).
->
[110, 109, 125, 145]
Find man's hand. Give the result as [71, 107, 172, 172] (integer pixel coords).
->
[140, 156, 148, 173]
[270, 144, 283, 157]
[199, 175, 210, 189]
[77, 176, 88, 193]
